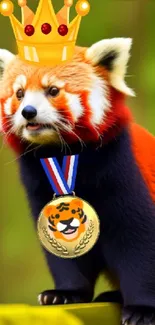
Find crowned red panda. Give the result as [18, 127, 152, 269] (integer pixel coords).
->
[1, 38, 155, 325]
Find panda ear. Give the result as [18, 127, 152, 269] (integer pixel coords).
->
[0, 49, 15, 79]
[0, 50, 15, 132]
[85, 38, 135, 97]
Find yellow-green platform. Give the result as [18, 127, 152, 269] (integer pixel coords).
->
[0, 303, 121, 325]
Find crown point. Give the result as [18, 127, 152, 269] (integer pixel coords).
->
[0, 0, 14, 16]
[24, 24, 35, 36]
[18, 0, 27, 7]
[41, 23, 52, 35]
[64, 0, 73, 7]
[75, 0, 90, 16]
[58, 24, 68, 36]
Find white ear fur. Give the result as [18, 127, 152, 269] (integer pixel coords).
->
[0, 49, 15, 76]
[86, 38, 135, 97]
[0, 50, 15, 131]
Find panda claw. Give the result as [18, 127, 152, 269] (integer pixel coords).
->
[122, 307, 155, 325]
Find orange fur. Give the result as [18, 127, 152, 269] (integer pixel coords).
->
[0, 47, 92, 99]
[130, 123, 155, 202]
[52, 90, 74, 122]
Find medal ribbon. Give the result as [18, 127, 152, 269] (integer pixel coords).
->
[40, 155, 79, 196]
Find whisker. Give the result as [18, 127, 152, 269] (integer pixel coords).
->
[56, 121, 86, 153]
[4, 128, 14, 141]
[1, 121, 13, 130]
[96, 134, 104, 150]
[0, 117, 14, 154]
[24, 142, 34, 152]
[75, 124, 87, 129]
[54, 125, 65, 153]
[34, 144, 43, 158]
[5, 143, 42, 165]
[56, 125, 72, 154]
[70, 129, 86, 152]
[1, 119, 12, 126]
[0, 136, 6, 155]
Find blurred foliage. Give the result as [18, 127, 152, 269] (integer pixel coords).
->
[0, 0, 155, 304]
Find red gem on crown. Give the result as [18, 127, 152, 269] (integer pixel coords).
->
[41, 23, 52, 35]
[58, 24, 68, 36]
[25, 24, 35, 36]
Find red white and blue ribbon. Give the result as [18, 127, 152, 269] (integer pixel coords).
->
[40, 155, 79, 196]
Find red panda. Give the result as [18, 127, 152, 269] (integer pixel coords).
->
[0, 38, 134, 152]
[1, 38, 155, 325]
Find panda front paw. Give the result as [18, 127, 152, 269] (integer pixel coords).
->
[38, 289, 92, 305]
[122, 307, 155, 325]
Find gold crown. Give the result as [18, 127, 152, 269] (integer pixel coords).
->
[0, 0, 90, 66]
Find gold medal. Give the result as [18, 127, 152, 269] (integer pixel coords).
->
[37, 195, 100, 258]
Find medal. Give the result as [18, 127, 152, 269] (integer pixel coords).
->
[37, 155, 100, 258]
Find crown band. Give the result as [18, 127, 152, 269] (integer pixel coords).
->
[17, 41, 76, 65]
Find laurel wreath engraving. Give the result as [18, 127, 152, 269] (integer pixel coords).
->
[42, 220, 95, 257]
[42, 227, 69, 256]
[74, 220, 95, 255]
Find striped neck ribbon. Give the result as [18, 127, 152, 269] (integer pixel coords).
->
[40, 155, 79, 196]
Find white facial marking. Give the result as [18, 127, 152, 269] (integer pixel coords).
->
[89, 76, 110, 125]
[0, 49, 15, 70]
[86, 38, 135, 97]
[41, 75, 49, 88]
[4, 96, 13, 115]
[13, 74, 27, 93]
[65, 93, 83, 121]
[13, 90, 59, 132]
[41, 74, 65, 89]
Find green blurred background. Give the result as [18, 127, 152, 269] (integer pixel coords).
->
[0, 0, 155, 304]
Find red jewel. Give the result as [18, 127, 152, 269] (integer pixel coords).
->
[41, 23, 52, 35]
[25, 25, 35, 36]
[58, 24, 68, 36]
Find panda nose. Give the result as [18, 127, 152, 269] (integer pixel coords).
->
[22, 105, 37, 120]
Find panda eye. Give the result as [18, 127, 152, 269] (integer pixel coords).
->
[47, 86, 60, 97]
[16, 89, 24, 100]
[71, 209, 76, 214]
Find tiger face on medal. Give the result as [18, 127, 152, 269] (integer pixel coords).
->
[38, 195, 100, 258]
